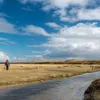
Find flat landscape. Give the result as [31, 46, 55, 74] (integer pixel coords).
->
[0, 62, 100, 87]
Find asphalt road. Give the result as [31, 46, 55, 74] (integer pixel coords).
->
[0, 72, 100, 100]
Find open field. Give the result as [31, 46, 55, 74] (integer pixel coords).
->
[0, 63, 100, 87]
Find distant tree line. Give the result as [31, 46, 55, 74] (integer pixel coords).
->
[1, 60, 100, 64]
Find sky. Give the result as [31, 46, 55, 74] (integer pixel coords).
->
[0, 0, 100, 61]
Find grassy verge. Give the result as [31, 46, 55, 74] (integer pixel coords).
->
[0, 64, 100, 88]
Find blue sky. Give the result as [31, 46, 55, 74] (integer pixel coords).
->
[0, 0, 100, 61]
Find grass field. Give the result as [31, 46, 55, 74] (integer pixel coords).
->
[0, 63, 100, 87]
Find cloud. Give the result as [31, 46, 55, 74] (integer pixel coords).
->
[22, 7, 33, 11]
[19, 0, 100, 21]
[19, 0, 45, 5]
[0, 17, 50, 36]
[77, 8, 100, 20]
[59, 7, 100, 21]
[0, 17, 18, 34]
[23, 25, 49, 36]
[46, 22, 61, 30]
[0, 38, 8, 41]
[0, 38, 16, 44]
[12, 56, 27, 62]
[29, 22, 100, 60]
[35, 55, 45, 60]
[0, 51, 9, 61]
[19, 0, 87, 9]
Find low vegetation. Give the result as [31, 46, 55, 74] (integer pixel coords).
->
[1, 59, 100, 64]
[0, 61, 100, 87]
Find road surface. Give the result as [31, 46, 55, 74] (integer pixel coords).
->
[0, 72, 100, 100]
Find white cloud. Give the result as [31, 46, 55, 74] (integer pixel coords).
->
[0, 51, 9, 61]
[0, 17, 18, 34]
[19, 0, 45, 4]
[1, 38, 16, 43]
[0, 37, 16, 44]
[19, 0, 88, 13]
[59, 7, 100, 21]
[46, 22, 61, 29]
[12, 56, 27, 61]
[77, 8, 100, 20]
[23, 25, 49, 36]
[0, 38, 8, 41]
[58, 22, 100, 37]
[29, 22, 100, 60]
[19, 0, 100, 21]
[49, 0, 87, 9]
[0, 17, 49, 36]
[35, 55, 45, 60]
[19, 0, 87, 9]
[22, 7, 33, 11]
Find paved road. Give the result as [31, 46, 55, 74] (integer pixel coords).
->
[0, 72, 100, 100]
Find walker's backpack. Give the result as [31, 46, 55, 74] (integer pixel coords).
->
[5, 61, 8, 65]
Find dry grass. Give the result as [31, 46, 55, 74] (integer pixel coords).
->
[0, 64, 100, 87]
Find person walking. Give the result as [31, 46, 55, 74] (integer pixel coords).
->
[5, 59, 10, 70]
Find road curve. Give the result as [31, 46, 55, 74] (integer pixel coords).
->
[0, 72, 100, 100]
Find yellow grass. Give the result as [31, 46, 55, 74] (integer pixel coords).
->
[0, 64, 100, 87]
